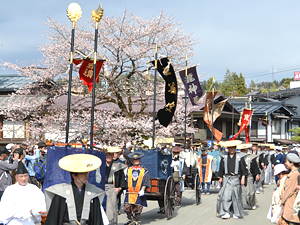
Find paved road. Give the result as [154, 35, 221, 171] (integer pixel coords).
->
[118, 184, 275, 225]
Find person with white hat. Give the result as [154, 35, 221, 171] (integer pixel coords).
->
[104, 147, 127, 225]
[44, 154, 108, 225]
[216, 140, 247, 219]
[275, 146, 285, 184]
[123, 152, 151, 225]
[280, 151, 300, 224]
[238, 144, 260, 210]
[0, 161, 46, 225]
[267, 164, 288, 224]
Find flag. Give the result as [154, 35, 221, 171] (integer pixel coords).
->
[179, 66, 203, 105]
[230, 109, 254, 142]
[203, 91, 223, 142]
[73, 58, 104, 93]
[151, 57, 177, 127]
[213, 99, 228, 123]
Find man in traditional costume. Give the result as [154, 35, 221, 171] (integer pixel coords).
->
[238, 144, 260, 210]
[198, 147, 214, 195]
[280, 151, 300, 224]
[44, 154, 108, 225]
[216, 140, 247, 219]
[264, 144, 276, 185]
[251, 143, 265, 194]
[0, 161, 46, 225]
[171, 146, 188, 208]
[104, 147, 127, 225]
[123, 151, 151, 225]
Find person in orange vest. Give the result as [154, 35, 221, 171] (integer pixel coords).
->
[123, 152, 151, 225]
[198, 147, 214, 195]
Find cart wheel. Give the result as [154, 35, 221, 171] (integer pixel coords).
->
[164, 176, 175, 219]
[195, 173, 201, 205]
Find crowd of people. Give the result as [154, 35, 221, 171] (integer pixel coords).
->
[0, 140, 300, 224]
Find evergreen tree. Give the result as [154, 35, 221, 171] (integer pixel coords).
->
[289, 127, 300, 142]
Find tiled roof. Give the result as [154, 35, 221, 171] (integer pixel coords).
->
[233, 102, 294, 116]
[0, 74, 33, 92]
[0, 95, 48, 110]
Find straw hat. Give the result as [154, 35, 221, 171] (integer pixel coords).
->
[59, 154, 102, 173]
[219, 140, 242, 147]
[237, 144, 252, 150]
[172, 146, 184, 153]
[128, 152, 144, 159]
[106, 146, 122, 153]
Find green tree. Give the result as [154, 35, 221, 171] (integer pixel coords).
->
[289, 127, 300, 142]
[219, 69, 248, 96]
[283, 78, 293, 89]
[269, 82, 278, 92]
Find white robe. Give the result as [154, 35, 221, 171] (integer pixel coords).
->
[0, 182, 46, 225]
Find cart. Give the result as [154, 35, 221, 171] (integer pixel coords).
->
[137, 148, 202, 219]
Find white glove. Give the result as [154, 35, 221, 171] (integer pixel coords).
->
[139, 189, 145, 196]
[123, 190, 126, 195]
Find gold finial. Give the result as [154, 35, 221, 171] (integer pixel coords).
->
[92, 4, 104, 23]
[82, 139, 88, 145]
[67, 3, 82, 22]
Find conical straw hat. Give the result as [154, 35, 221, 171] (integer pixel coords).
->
[59, 154, 102, 173]
[219, 140, 242, 147]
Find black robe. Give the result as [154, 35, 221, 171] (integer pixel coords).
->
[44, 182, 103, 225]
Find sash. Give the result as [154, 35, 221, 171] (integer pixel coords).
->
[128, 168, 145, 204]
[198, 156, 211, 183]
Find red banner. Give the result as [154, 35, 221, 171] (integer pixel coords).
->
[231, 109, 253, 142]
[73, 59, 104, 93]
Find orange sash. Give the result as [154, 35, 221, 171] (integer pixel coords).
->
[128, 167, 145, 204]
[198, 156, 211, 183]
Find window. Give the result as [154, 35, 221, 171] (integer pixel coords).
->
[272, 120, 281, 134]
[2, 121, 25, 139]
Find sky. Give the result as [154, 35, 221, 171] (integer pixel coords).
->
[1, 0, 300, 86]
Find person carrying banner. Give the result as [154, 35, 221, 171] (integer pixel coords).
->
[104, 147, 127, 225]
[44, 154, 108, 225]
[238, 144, 260, 210]
[198, 147, 214, 195]
[123, 152, 151, 225]
[217, 140, 248, 219]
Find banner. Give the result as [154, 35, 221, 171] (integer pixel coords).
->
[213, 99, 228, 123]
[43, 145, 106, 191]
[179, 66, 203, 105]
[203, 91, 223, 143]
[230, 109, 253, 141]
[151, 58, 177, 127]
[73, 58, 104, 93]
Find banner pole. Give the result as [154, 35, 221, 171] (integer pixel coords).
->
[152, 45, 158, 149]
[65, 4, 82, 143]
[211, 75, 215, 144]
[184, 55, 188, 149]
[249, 96, 252, 143]
[90, 5, 104, 149]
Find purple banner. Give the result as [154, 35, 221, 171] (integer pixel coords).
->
[179, 66, 203, 105]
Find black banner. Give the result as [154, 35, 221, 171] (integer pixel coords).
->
[151, 58, 177, 127]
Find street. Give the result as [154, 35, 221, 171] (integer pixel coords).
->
[118, 184, 274, 225]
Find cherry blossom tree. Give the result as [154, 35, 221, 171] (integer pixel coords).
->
[1, 10, 199, 145]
